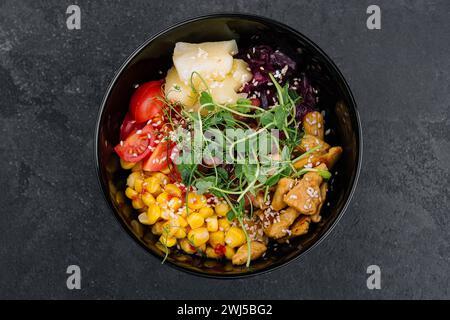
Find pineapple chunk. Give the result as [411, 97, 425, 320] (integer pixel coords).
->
[209, 77, 240, 105]
[230, 59, 253, 90]
[207, 60, 252, 104]
[173, 40, 238, 83]
[164, 67, 197, 107]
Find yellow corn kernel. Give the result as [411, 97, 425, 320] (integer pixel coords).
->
[131, 161, 143, 172]
[144, 176, 162, 195]
[174, 227, 187, 239]
[177, 207, 189, 218]
[138, 212, 152, 225]
[160, 166, 171, 175]
[151, 221, 164, 235]
[165, 184, 182, 197]
[179, 238, 196, 254]
[156, 192, 169, 208]
[174, 215, 188, 228]
[224, 226, 246, 248]
[206, 246, 223, 259]
[187, 192, 207, 210]
[152, 172, 169, 185]
[187, 227, 209, 247]
[120, 158, 136, 170]
[159, 234, 177, 247]
[160, 209, 171, 220]
[115, 191, 125, 206]
[224, 245, 235, 260]
[125, 187, 138, 199]
[126, 171, 141, 188]
[218, 218, 231, 232]
[163, 220, 177, 237]
[134, 178, 144, 193]
[206, 216, 218, 232]
[164, 215, 187, 237]
[131, 197, 145, 210]
[187, 212, 205, 229]
[215, 202, 230, 217]
[141, 192, 156, 206]
[146, 203, 161, 224]
[167, 197, 182, 211]
[209, 230, 225, 247]
[198, 206, 214, 218]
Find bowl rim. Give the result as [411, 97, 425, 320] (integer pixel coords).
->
[94, 12, 363, 279]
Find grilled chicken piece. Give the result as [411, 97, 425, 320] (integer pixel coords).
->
[271, 177, 295, 211]
[283, 164, 326, 215]
[290, 215, 311, 236]
[277, 215, 312, 243]
[243, 214, 268, 244]
[311, 182, 328, 223]
[303, 111, 325, 140]
[250, 190, 269, 210]
[264, 207, 300, 239]
[232, 241, 267, 265]
[293, 146, 342, 170]
[321, 146, 342, 169]
[296, 134, 330, 154]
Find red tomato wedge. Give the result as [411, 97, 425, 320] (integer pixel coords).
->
[120, 112, 145, 141]
[130, 80, 165, 123]
[114, 125, 155, 163]
[142, 140, 172, 172]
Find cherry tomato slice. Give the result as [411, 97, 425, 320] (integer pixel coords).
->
[142, 140, 172, 172]
[114, 125, 155, 163]
[120, 112, 145, 141]
[130, 80, 165, 123]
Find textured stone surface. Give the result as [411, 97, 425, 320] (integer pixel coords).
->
[0, 0, 449, 299]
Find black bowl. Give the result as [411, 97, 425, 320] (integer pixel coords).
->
[94, 14, 362, 278]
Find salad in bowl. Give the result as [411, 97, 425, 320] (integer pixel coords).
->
[112, 39, 342, 267]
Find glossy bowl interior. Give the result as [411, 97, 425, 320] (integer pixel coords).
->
[95, 14, 362, 278]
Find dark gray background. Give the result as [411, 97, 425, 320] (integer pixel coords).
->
[0, 0, 449, 299]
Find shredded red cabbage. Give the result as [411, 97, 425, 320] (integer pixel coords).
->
[239, 45, 317, 121]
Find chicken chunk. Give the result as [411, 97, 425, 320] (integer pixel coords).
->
[321, 146, 342, 170]
[283, 165, 326, 215]
[264, 207, 300, 239]
[296, 134, 330, 154]
[271, 177, 295, 211]
[303, 111, 324, 140]
[250, 190, 269, 210]
[290, 215, 311, 236]
[293, 146, 342, 170]
[311, 182, 328, 223]
[243, 214, 268, 244]
[232, 241, 267, 265]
